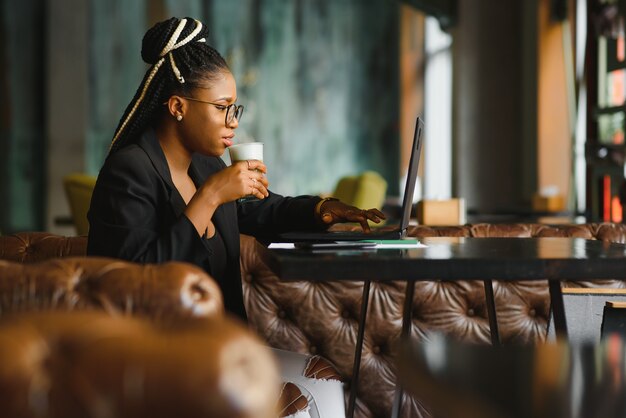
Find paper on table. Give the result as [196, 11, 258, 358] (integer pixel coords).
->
[268, 239, 427, 250]
[362, 239, 427, 249]
[268, 243, 296, 249]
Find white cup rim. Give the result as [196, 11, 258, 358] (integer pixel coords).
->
[229, 142, 263, 148]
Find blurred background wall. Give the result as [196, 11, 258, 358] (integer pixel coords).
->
[1, 0, 402, 234]
[1, 0, 588, 235]
[1, 0, 47, 233]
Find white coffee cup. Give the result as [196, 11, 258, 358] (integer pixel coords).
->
[228, 142, 263, 163]
[228, 142, 264, 202]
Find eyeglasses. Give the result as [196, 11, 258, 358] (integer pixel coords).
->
[181, 96, 244, 125]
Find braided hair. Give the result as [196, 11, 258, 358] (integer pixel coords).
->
[109, 17, 229, 154]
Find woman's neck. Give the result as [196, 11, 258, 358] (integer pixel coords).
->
[155, 122, 192, 175]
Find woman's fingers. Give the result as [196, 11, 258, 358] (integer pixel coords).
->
[246, 159, 267, 174]
[370, 208, 386, 220]
[353, 209, 387, 232]
[249, 175, 269, 198]
[363, 208, 385, 223]
[254, 173, 269, 188]
[358, 213, 372, 232]
[245, 160, 268, 195]
[233, 160, 269, 199]
[322, 206, 387, 231]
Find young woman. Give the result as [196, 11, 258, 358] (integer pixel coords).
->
[86, 17, 385, 321]
[87, 17, 387, 417]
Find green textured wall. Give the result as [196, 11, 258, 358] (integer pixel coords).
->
[89, 0, 400, 196]
[1, 0, 400, 233]
[87, 0, 148, 171]
[210, 0, 400, 196]
[0, 0, 46, 233]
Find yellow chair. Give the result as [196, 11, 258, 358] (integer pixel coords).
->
[332, 171, 387, 210]
[63, 173, 97, 236]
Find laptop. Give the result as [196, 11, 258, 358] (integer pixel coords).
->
[279, 116, 424, 242]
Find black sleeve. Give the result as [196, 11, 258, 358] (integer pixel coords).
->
[87, 149, 206, 264]
[237, 191, 326, 243]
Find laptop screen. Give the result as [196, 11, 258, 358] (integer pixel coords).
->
[399, 117, 424, 232]
[275, 116, 424, 243]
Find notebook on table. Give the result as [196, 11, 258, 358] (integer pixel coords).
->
[278, 116, 424, 243]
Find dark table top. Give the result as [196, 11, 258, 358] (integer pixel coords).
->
[396, 335, 626, 418]
[268, 237, 626, 282]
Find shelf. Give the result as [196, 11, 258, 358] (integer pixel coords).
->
[607, 37, 626, 72]
[595, 104, 626, 115]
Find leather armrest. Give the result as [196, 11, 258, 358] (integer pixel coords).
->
[0, 257, 224, 320]
[0, 232, 87, 262]
[0, 311, 280, 418]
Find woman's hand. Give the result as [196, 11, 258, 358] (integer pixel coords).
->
[186, 160, 268, 238]
[200, 160, 269, 205]
[318, 199, 386, 232]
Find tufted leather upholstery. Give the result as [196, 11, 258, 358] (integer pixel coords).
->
[0, 257, 224, 320]
[0, 234, 341, 417]
[0, 232, 87, 262]
[0, 310, 280, 418]
[241, 223, 626, 418]
[5, 224, 626, 417]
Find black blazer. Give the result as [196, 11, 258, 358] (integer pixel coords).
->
[87, 129, 322, 320]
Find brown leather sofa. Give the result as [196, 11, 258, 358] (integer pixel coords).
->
[240, 223, 626, 417]
[4, 224, 626, 418]
[0, 231, 87, 262]
[0, 310, 280, 418]
[0, 235, 337, 418]
[0, 255, 223, 320]
[0, 251, 281, 417]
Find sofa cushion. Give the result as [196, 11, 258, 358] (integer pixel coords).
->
[0, 232, 87, 262]
[0, 311, 280, 418]
[0, 257, 223, 320]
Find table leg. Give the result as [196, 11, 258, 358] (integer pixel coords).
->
[391, 281, 416, 418]
[483, 280, 501, 346]
[347, 280, 371, 418]
[549, 279, 568, 338]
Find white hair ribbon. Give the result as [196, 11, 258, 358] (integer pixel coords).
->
[110, 18, 204, 149]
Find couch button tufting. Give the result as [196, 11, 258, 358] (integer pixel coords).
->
[342, 310, 350, 319]
[278, 310, 287, 319]
[309, 346, 317, 354]
[529, 308, 536, 317]
[372, 345, 381, 355]
[467, 308, 475, 317]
